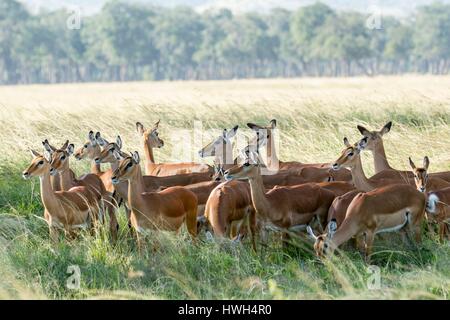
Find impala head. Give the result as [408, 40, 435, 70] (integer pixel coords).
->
[94, 132, 126, 164]
[356, 121, 392, 152]
[332, 137, 364, 170]
[111, 151, 140, 184]
[247, 119, 276, 142]
[22, 150, 51, 179]
[42, 139, 73, 176]
[236, 131, 268, 164]
[409, 156, 430, 193]
[74, 130, 101, 161]
[223, 151, 260, 181]
[198, 125, 239, 163]
[307, 219, 337, 258]
[136, 120, 164, 148]
[212, 161, 225, 182]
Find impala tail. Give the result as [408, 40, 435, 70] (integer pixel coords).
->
[426, 193, 439, 214]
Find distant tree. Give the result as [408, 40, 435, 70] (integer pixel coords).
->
[413, 3, 450, 73]
[153, 7, 204, 79]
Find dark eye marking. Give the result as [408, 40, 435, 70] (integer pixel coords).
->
[244, 162, 250, 167]
[84, 144, 88, 148]
[348, 152, 354, 156]
[126, 162, 133, 169]
[61, 155, 66, 160]
[110, 147, 115, 153]
[38, 160, 44, 165]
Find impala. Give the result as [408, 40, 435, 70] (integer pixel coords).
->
[111, 151, 198, 251]
[409, 156, 450, 241]
[224, 152, 336, 245]
[308, 184, 426, 261]
[44, 139, 118, 240]
[96, 133, 212, 225]
[246, 119, 352, 182]
[332, 137, 449, 192]
[136, 121, 211, 176]
[203, 179, 257, 250]
[357, 121, 450, 182]
[41, 139, 64, 191]
[23, 150, 103, 242]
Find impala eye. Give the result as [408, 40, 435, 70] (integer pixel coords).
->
[348, 152, 354, 157]
[244, 162, 250, 167]
[110, 147, 115, 153]
[61, 155, 66, 160]
[126, 162, 133, 169]
[38, 160, 44, 165]
[84, 144, 88, 148]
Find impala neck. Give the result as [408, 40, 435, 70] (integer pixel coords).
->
[216, 143, 234, 170]
[267, 133, 280, 168]
[349, 154, 374, 192]
[40, 170, 60, 213]
[90, 161, 102, 174]
[144, 140, 156, 164]
[50, 174, 61, 191]
[58, 164, 76, 191]
[330, 219, 360, 249]
[127, 166, 147, 216]
[90, 146, 103, 174]
[372, 141, 392, 173]
[247, 172, 272, 220]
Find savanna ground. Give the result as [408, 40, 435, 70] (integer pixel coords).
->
[0, 76, 449, 299]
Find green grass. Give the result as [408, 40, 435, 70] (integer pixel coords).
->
[1, 77, 450, 299]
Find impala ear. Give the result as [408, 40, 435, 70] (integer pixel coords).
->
[95, 132, 109, 146]
[88, 131, 97, 146]
[409, 157, 416, 170]
[328, 219, 337, 238]
[43, 151, 51, 163]
[423, 156, 430, 171]
[256, 130, 268, 148]
[357, 125, 370, 136]
[247, 122, 264, 131]
[30, 149, 41, 158]
[132, 151, 140, 164]
[226, 125, 238, 139]
[136, 122, 145, 135]
[60, 140, 69, 150]
[116, 136, 122, 149]
[154, 120, 160, 129]
[357, 137, 368, 150]
[306, 226, 318, 240]
[42, 139, 56, 154]
[112, 150, 122, 161]
[380, 121, 392, 135]
[270, 119, 277, 129]
[67, 144, 75, 155]
[343, 137, 351, 148]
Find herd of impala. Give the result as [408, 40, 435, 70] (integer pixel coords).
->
[21, 120, 450, 261]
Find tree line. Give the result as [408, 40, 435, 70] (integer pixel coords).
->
[1, 0, 450, 84]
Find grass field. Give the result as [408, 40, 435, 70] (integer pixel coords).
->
[0, 76, 449, 299]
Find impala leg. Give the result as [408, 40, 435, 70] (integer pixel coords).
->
[364, 230, 375, 264]
[281, 232, 291, 249]
[439, 222, 446, 243]
[249, 210, 257, 252]
[49, 226, 59, 243]
[107, 202, 118, 243]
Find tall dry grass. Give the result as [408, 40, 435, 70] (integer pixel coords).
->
[0, 76, 449, 299]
